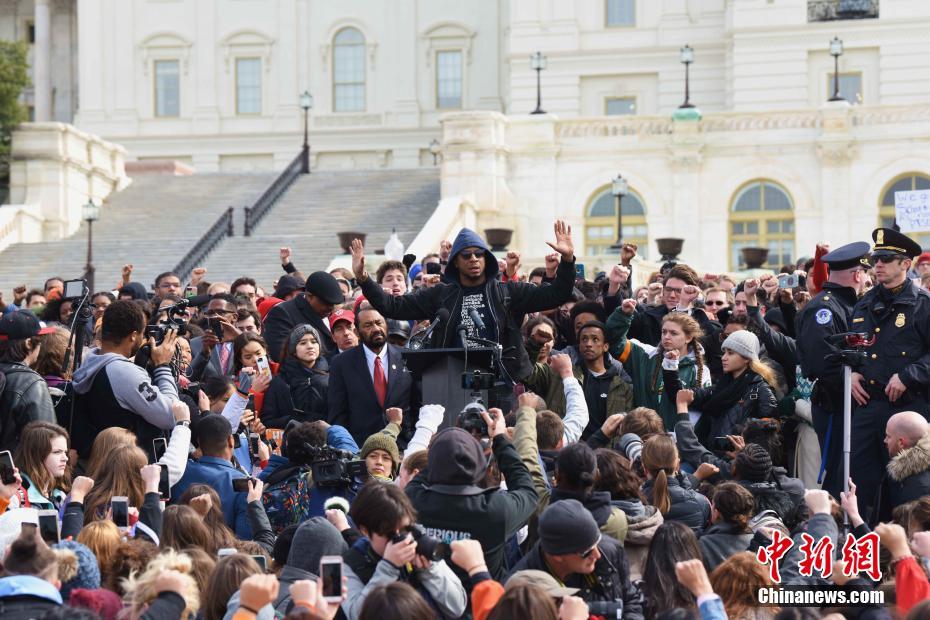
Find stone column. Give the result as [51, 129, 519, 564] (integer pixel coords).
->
[34, 0, 52, 121]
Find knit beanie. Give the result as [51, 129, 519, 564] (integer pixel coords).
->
[287, 324, 324, 357]
[721, 330, 760, 362]
[69, 588, 123, 620]
[53, 540, 101, 598]
[735, 443, 772, 482]
[360, 432, 401, 475]
[539, 499, 601, 556]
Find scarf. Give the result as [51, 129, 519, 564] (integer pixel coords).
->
[694, 370, 758, 442]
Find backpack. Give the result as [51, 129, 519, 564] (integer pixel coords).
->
[261, 465, 314, 534]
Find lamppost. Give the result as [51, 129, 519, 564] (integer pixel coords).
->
[828, 37, 845, 102]
[299, 90, 313, 173]
[530, 51, 547, 115]
[429, 139, 441, 166]
[82, 199, 100, 292]
[679, 44, 695, 109]
[609, 173, 629, 252]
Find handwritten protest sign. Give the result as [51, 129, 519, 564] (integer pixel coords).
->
[895, 190, 930, 233]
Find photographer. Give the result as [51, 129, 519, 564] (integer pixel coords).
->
[71, 300, 181, 458]
[343, 480, 466, 620]
[0, 312, 56, 452]
[405, 408, 538, 581]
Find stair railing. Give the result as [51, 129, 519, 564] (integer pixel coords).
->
[173, 207, 234, 281]
[243, 146, 306, 237]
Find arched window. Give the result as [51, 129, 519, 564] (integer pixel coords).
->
[879, 173, 930, 249]
[333, 27, 366, 112]
[729, 180, 795, 269]
[585, 187, 647, 258]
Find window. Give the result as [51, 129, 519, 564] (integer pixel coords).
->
[25, 20, 35, 44]
[333, 27, 366, 112]
[878, 173, 930, 248]
[154, 60, 180, 117]
[585, 187, 648, 258]
[436, 50, 463, 109]
[729, 180, 795, 269]
[605, 97, 636, 116]
[827, 72, 862, 104]
[235, 58, 262, 114]
[606, 0, 635, 26]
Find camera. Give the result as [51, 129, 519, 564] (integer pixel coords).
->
[392, 523, 451, 562]
[457, 398, 489, 438]
[617, 433, 643, 464]
[147, 299, 190, 344]
[305, 444, 367, 487]
[461, 370, 495, 391]
[63, 279, 87, 301]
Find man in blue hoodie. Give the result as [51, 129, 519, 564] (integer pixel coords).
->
[349, 220, 576, 383]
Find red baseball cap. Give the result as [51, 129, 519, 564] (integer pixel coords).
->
[328, 309, 355, 330]
[0, 311, 56, 341]
[917, 251, 930, 266]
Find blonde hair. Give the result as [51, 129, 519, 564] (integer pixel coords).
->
[650, 314, 705, 394]
[77, 520, 122, 574]
[122, 549, 200, 619]
[710, 552, 777, 619]
[749, 359, 778, 390]
[82, 443, 147, 524]
[642, 434, 679, 516]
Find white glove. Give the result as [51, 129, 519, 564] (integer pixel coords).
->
[417, 404, 445, 431]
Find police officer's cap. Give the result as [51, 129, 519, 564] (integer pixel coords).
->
[871, 228, 922, 259]
[822, 241, 871, 271]
[304, 271, 345, 305]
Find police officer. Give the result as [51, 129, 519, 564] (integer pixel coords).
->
[795, 242, 870, 499]
[849, 228, 930, 521]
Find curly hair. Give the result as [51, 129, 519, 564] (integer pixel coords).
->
[122, 549, 200, 619]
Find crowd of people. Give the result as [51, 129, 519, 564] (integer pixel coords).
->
[2, 219, 930, 619]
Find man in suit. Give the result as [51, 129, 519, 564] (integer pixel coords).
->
[188, 294, 240, 383]
[264, 271, 343, 362]
[327, 306, 417, 445]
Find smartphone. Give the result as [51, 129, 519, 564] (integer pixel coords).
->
[0, 450, 16, 485]
[425, 261, 442, 275]
[218, 547, 237, 558]
[249, 433, 260, 457]
[185, 286, 197, 299]
[111, 496, 129, 529]
[246, 394, 255, 413]
[575, 263, 586, 280]
[151, 438, 168, 464]
[37, 510, 60, 545]
[250, 554, 268, 572]
[209, 317, 223, 339]
[712, 436, 734, 452]
[320, 556, 344, 603]
[232, 477, 251, 493]
[158, 464, 171, 501]
[777, 274, 799, 289]
[255, 355, 271, 376]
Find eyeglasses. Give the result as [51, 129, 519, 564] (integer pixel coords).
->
[459, 251, 484, 260]
[869, 255, 904, 266]
[704, 300, 727, 306]
[664, 286, 682, 295]
[578, 538, 601, 558]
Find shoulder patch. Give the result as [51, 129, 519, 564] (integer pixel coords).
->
[815, 308, 833, 325]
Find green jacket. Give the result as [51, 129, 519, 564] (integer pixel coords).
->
[606, 307, 709, 430]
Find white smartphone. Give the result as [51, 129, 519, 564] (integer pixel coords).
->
[37, 509, 60, 544]
[111, 496, 129, 529]
[218, 547, 237, 558]
[320, 556, 344, 603]
[255, 355, 271, 376]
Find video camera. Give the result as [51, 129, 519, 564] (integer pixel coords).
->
[146, 299, 190, 344]
[304, 444, 367, 487]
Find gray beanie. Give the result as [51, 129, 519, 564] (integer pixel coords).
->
[288, 324, 326, 357]
[286, 517, 347, 574]
[721, 330, 760, 361]
[538, 499, 601, 556]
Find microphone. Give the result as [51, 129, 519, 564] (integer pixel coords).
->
[469, 309, 486, 332]
[407, 308, 450, 349]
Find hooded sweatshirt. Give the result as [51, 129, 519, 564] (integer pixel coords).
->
[70, 349, 178, 456]
[274, 517, 347, 614]
[445, 228, 499, 346]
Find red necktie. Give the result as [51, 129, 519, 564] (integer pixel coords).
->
[373, 356, 387, 408]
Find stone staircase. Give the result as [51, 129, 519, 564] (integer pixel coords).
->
[199, 169, 440, 289]
[0, 173, 273, 294]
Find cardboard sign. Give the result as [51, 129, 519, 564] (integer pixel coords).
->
[894, 190, 930, 233]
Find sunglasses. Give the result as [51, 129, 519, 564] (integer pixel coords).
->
[578, 537, 601, 558]
[459, 251, 484, 260]
[869, 255, 904, 266]
[704, 300, 727, 306]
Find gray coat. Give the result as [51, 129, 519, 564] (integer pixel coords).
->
[699, 522, 753, 572]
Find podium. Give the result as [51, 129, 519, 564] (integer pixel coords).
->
[401, 347, 497, 429]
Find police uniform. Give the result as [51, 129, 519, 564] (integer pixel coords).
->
[849, 228, 930, 521]
[795, 241, 870, 498]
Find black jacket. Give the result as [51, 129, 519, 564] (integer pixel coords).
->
[262, 357, 329, 428]
[327, 344, 417, 445]
[698, 522, 753, 572]
[263, 294, 336, 363]
[360, 254, 576, 382]
[795, 283, 858, 408]
[0, 362, 55, 452]
[510, 537, 644, 620]
[641, 472, 711, 535]
[405, 434, 538, 581]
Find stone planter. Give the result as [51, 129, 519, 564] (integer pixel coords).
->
[656, 238, 685, 262]
[336, 231, 366, 254]
[741, 247, 770, 269]
[484, 228, 513, 252]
